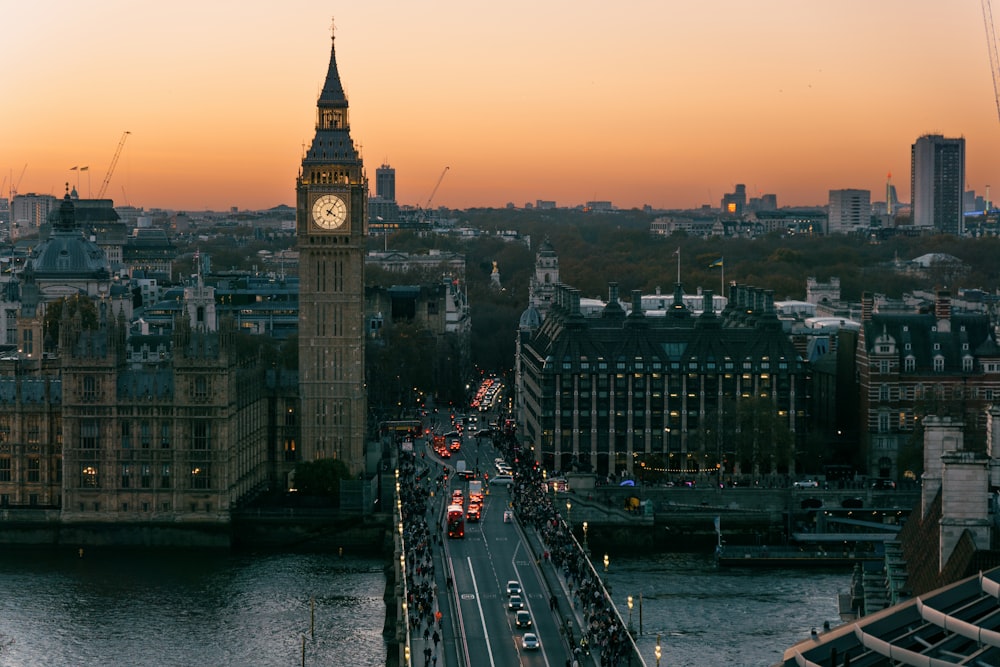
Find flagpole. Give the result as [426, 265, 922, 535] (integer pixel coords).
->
[721, 256, 724, 295]
[676, 247, 681, 284]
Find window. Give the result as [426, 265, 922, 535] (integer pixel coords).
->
[82, 375, 97, 401]
[963, 356, 973, 372]
[193, 377, 208, 401]
[121, 464, 132, 488]
[120, 422, 131, 449]
[0, 458, 10, 482]
[81, 465, 99, 488]
[192, 421, 211, 450]
[904, 356, 915, 372]
[81, 420, 99, 449]
[27, 458, 39, 483]
[160, 421, 171, 448]
[879, 384, 890, 401]
[0, 416, 9, 443]
[160, 464, 171, 489]
[141, 464, 151, 489]
[140, 421, 151, 449]
[934, 356, 945, 372]
[191, 465, 210, 490]
[878, 412, 890, 433]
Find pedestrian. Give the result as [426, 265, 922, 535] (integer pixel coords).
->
[432, 630, 440, 647]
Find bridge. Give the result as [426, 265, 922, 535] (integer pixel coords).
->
[390, 430, 648, 667]
[388, 425, 919, 666]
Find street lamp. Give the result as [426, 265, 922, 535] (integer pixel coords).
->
[627, 595, 634, 632]
[582, 521, 589, 550]
[566, 500, 572, 525]
[655, 634, 662, 667]
[603, 553, 609, 575]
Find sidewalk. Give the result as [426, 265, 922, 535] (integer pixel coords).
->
[519, 522, 598, 667]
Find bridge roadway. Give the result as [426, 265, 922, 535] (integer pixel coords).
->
[424, 429, 631, 667]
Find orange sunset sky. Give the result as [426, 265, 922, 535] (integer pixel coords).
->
[4, 1, 1000, 212]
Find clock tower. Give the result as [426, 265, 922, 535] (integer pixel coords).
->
[296, 27, 368, 474]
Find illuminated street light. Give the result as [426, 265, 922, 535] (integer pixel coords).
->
[627, 595, 634, 632]
[582, 521, 589, 550]
[603, 553, 609, 574]
[655, 634, 662, 667]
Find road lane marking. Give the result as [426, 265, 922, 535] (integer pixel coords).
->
[467, 556, 496, 667]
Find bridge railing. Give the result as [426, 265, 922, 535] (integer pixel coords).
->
[558, 510, 646, 667]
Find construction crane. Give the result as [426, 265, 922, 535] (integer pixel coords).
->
[425, 166, 450, 209]
[11, 164, 27, 198]
[97, 131, 130, 198]
[984, 0, 1000, 123]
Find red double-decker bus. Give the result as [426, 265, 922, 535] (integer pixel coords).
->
[446, 504, 465, 539]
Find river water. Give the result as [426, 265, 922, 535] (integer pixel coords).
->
[605, 552, 847, 667]
[0, 548, 844, 667]
[0, 548, 386, 667]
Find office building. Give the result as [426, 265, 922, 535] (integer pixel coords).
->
[828, 189, 871, 234]
[911, 134, 965, 234]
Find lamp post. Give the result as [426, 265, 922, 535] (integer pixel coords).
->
[603, 552, 609, 575]
[566, 500, 572, 526]
[655, 634, 662, 667]
[582, 521, 589, 551]
[627, 595, 634, 633]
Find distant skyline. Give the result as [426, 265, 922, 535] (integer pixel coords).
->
[4, 1, 1000, 212]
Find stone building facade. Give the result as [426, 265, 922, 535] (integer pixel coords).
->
[517, 281, 809, 479]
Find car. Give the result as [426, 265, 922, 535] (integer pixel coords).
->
[503, 509, 514, 523]
[793, 479, 819, 488]
[505, 580, 522, 596]
[491, 474, 514, 486]
[515, 610, 532, 629]
[521, 632, 539, 650]
[507, 594, 524, 611]
[871, 478, 896, 490]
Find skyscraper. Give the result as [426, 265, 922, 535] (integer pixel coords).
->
[375, 163, 395, 202]
[828, 189, 871, 234]
[296, 29, 368, 473]
[911, 134, 965, 235]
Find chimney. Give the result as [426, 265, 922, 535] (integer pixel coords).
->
[861, 292, 874, 322]
[631, 290, 643, 316]
[608, 282, 619, 306]
[935, 289, 951, 319]
[921, 416, 963, 520]
[940, 449, 990, 571]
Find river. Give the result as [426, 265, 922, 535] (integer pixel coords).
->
[0, 548, 844, 667]
[606, 552, 847, 667]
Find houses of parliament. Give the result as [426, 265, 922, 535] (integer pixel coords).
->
[0, 33, 368, 543]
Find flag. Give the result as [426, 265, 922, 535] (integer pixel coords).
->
[714, 516, 721, 536]
[709, 258, 723, 268]
[80, 166, 89, 172]
[69, 166, 78, 171]
[673, 247, 680, 256]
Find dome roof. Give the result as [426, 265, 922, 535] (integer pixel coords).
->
[519, 305, 543, 330]
[29, 192, 110, 280]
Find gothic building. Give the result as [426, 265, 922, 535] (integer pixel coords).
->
[295, 29, 368, 474]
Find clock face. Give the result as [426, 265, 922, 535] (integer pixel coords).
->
[312, 194, 348, 230]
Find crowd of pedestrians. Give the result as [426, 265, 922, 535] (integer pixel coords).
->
[507, 457, 633, 666]
[397, 450, 445, 667]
